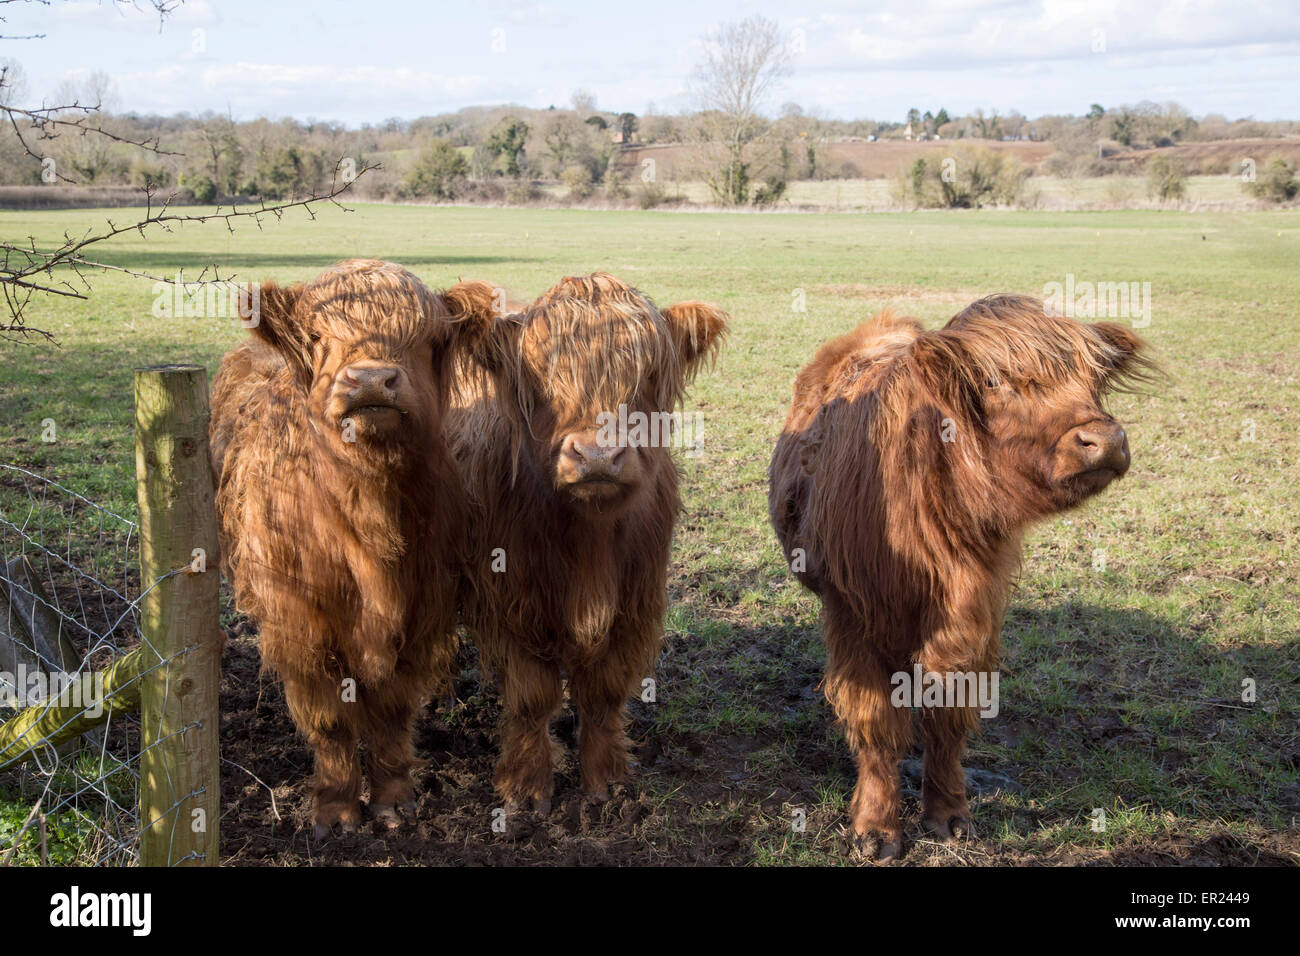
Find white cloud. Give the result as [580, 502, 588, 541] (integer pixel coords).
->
[112, 61, 496, 119]
[802, 0, 1300, 72]
[199, 62, 487, 97]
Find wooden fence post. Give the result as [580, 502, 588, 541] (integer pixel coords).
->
[134, 365, 221, 867]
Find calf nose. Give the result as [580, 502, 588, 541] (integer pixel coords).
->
[561, 433, 627, 479]
[1073, 421, 1130, 474]
[342, 364, 400, 392]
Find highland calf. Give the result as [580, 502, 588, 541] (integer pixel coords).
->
[451, 273, 728, 812]
[210, 259, 501, 836]
[769, 294, 1155, 860]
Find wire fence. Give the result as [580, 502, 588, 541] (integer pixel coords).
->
[0, 364, 223, 867]
[0, 464, 144, 863]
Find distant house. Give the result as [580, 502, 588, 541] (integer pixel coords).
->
[904, 122, 914, 140]
[610, 130, 624, 144]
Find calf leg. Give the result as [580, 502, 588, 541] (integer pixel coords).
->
[492, 649, 564, 813]
[918, 705, 976, 840]
[282, 671, 363, 836]
[917, 610, 998, 841]
[568, 638, 648, 798]
[823, 603, 912, 861]
[360, 682, 423, 829]
[830, 674, 912, 862]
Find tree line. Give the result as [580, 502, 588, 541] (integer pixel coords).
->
[5, 58, 1296, 209]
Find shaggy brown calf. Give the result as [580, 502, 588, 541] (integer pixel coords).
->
[769, 294, 1154, 860]
[210, 259, 500, 836]
[451, 273, 728, 811]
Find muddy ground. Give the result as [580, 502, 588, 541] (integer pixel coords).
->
[216, 610, 1298, 867]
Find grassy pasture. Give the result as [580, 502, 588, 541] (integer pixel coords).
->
[1, 204, 1297, 865]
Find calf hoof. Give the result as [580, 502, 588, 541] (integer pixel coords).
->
[370, 800, 417, 830]
[579, 757, 634, 797]
[505, 795, 552, 816]
[310, 799, 361, 841]
[310, 817, 359, 842]
[583, 780, 631, 807]
[923, 815, 974, 842]
[851, 829, 902, 863]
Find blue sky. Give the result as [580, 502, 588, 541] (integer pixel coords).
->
[8, 0, 1299, 124]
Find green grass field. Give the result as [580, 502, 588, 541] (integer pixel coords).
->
[1, 203, 1297, 865]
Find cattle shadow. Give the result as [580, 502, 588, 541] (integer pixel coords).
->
[643, 586, 1298, 862]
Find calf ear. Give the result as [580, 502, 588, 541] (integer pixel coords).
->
[661, 301, 729, 380]
[909, 332, 986, 427]
[242, 281, 313, 388]
[1092, 322, 1160, 391]
[437, 280, 530, 428]
[436, 280, 520, 370]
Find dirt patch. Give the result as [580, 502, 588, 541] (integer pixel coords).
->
[215, 607, 1300, 866]
[1109, 137, 1300, 174]
[1106, 832, 1298, 866]
[218, 626, 751, 866]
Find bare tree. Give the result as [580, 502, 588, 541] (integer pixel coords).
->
[46, 71, 126, 183]
[2, 62, 175, 185]
[0, 57, 26, 105]
[570, 88, 597, 115]
[691, 15, 790, 204]
[543, 113, 580, 176]
[971, 108, 1004, 141]
[194, 112, 244, 194]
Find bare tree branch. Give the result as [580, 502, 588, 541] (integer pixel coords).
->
[0, 0, 49, 41]
[0, 1, 386, 344]
[0, 0, 181, 40]
[1, 162, 380, 343]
